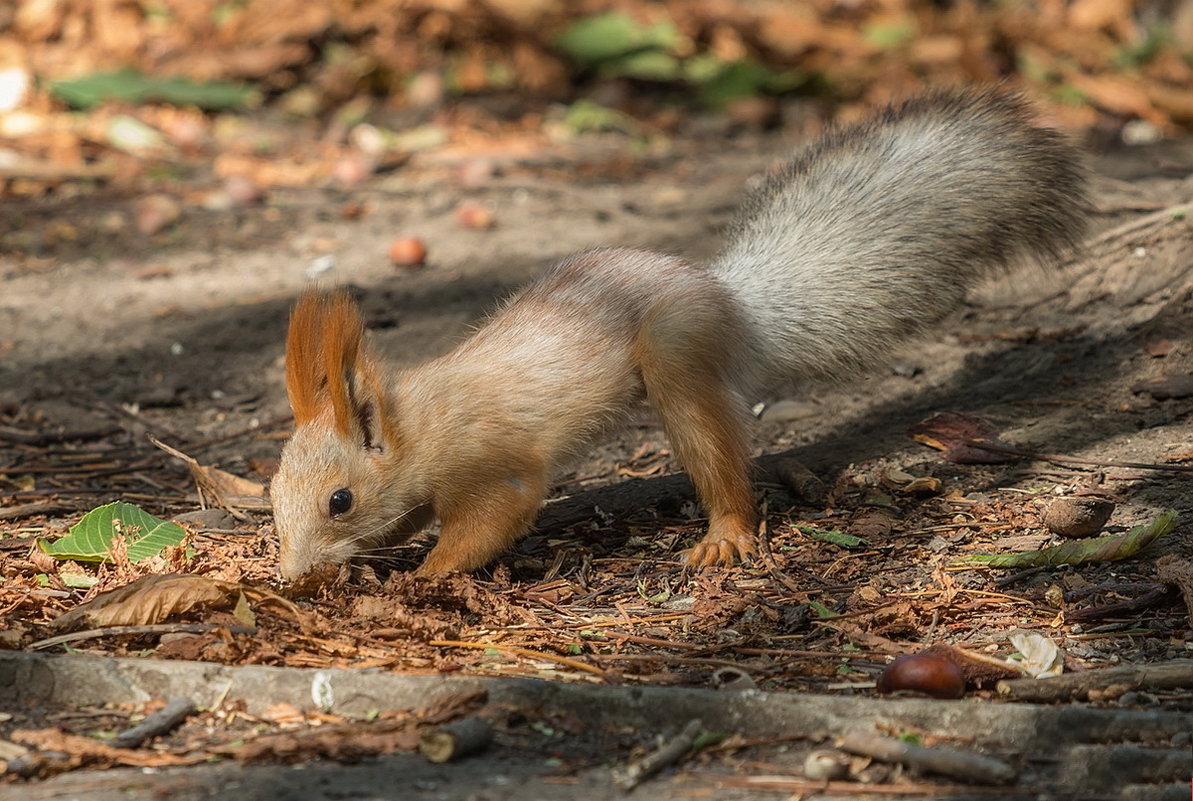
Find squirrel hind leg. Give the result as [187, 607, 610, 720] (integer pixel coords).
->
[634, 297, 759, 569]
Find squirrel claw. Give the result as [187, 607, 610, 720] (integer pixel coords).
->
[683, 527, 756, 569]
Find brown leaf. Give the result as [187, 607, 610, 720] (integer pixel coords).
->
[1144, 339, 1174, 357]
[907, 412, 1018, 464]
[51, 574, 244, 630]
[51, 574, 303, 631]
[150, 436, 269, 513]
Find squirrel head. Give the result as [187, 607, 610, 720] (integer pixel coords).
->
[271, 291, 426, 580]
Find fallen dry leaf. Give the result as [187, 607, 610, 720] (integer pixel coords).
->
[907, 411, 1018, 464]
[151, 436, 269, 513]
[50, 573, 302, 631]
[1144, 339, 1174, 357]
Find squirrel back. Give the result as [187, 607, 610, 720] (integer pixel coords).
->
[713, 88, 1088, 392]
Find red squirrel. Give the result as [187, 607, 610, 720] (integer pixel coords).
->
[270, 88, 1088, 580]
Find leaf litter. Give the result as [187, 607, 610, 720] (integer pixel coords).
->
[2, 8, 1193, 784]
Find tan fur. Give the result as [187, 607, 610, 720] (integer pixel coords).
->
[271, 89, 1088, 580]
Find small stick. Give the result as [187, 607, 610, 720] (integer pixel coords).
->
[418, 717, 493, 763]
[1066, 585, 1179, 623]
[0, 425, 120, 445]
[704, 774, 1011, 795]
[30, 623, 256, 651]
[111, 697, 197, 749]
[428, 639, 611, 682]
[0, 501, 78, 522]
[964, 440, 1193, 473]
[615, 718, 704, 791]
[996, 660, 1193, 702]
[837, 732, 1017, 785]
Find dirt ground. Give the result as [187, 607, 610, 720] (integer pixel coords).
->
[1, 108, 1192, 796]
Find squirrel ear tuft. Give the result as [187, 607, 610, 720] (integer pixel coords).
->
[286, 290, 390, 447]
[285, 292, 334, 427]
[320, 291, 366, 438]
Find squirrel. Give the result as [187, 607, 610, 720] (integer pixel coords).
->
[270, 88, 1088, 580]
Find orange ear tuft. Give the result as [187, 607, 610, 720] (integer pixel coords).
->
[285, 292, 330, 426]
[286, 289, 365, 427]
[321, 291, 365, 437]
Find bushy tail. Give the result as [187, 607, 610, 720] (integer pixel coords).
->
[712, 87, 1088, 390]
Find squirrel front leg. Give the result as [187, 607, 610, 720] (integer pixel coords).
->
[417, 470, 548, 576]
[634, 296, 758, 567]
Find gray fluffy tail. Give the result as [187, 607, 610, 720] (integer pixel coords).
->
[712, 87, 1088, 392]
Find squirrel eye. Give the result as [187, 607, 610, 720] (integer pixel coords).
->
[328, 488, 353, 518]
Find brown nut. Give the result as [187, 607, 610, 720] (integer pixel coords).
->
[455, 200, 494, 229]
[387, 236, 427, 267]
[876, 653, 965, 699]
[1042, 495, 1115, 538]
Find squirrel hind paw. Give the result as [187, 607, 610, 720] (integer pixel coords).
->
[683, 526, 757, 569]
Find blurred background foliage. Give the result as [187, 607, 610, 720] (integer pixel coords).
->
[2, 0, 1193, 197]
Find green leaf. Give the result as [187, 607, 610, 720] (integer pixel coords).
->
[563, 99, 638, 135]
[796, 524, 867, 550]
[863, 19, 917, 49]
[807, 600, 838, 619]
[691, 729, 725, 750]
[602, 51, 682, 81]
[39, 502, 186, 563]
[556, 12, 680, 68]
[699, 60, 772, 107]
[636, 579, 671, 604]
[51, 69, 255, 111]
[953, 511, 1177, 569]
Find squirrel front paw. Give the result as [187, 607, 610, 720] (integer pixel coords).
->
[683, 515, 757, 568]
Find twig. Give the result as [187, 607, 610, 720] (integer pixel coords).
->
[1079, 200, 1193, 256]
[699, 774, 1010, 795]
[0, 425, 120, 445]
[837, 731, 1017, 785]
[589, 653, 768, 670]
[0, 501, 78, 522]
[756, 503, 810, 598]
[188, 414, 294, 453]
[614, 718, 704, 791]
[111, 697, 197, 749]
[1066, 584, 1180, 623]
[30, 623, 256, 651]
[419, 717, 493, 763]
[428, 639, 612, 681]
[965, 439, 1193, 473]
[996, 659, 1193, 702]
[0, 161, 112, 181]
